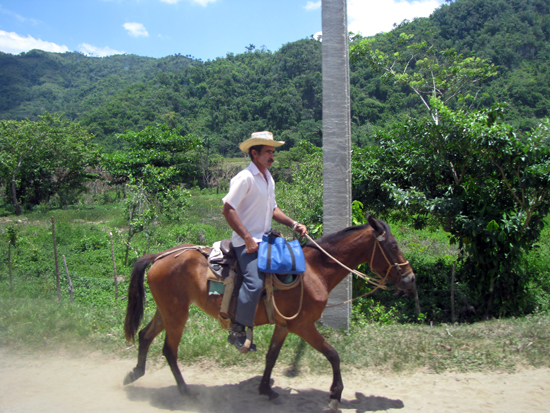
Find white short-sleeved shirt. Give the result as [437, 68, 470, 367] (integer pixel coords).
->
[222, 161, 277, 247]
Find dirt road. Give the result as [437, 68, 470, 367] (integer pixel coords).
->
[1, 348, 549, 412]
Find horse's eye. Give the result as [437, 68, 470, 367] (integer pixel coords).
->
[391, 243, 398, 250]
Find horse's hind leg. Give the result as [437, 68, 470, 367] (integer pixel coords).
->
[124, 310, 164, 385]
[162, 308, 189, 396]
[259, 324, 289, 400]
[295, 323, 343, 409]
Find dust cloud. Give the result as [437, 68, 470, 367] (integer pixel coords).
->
[1, 348, 549, 412]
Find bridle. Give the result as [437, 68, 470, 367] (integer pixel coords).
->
[304, 227, 413, 308]
[370, 232, 413, 289]
[305, 230, 411, 288]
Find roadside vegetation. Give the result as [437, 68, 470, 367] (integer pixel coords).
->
[1, 187, 549, 374]
[2, 1, 550, 151]
[1, 0, 550, 376]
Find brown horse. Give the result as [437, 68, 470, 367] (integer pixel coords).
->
[123, 215, 415, 410]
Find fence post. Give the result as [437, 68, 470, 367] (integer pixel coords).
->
[62, 255, 74, 303]
[124, 207, 133, 266]
[414, 279, 421, 319]
[52, 216, 60, 300]
[8, 240, 13, 293]
[110, 232, 119, 301]
[451, 263, 456, 323]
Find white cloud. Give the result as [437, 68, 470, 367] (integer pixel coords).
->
[123, 22, 149, 37]
[304, 1, 321, 11]
[78, 43, 125, 57]
[0, 30, 69, 54]
[159, 0, 219, 5]
[348, 0, 445, 37]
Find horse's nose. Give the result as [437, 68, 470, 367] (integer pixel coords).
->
[403, 272, 415, 287]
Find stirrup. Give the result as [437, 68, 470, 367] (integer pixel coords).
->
[228, 327, 256, 353]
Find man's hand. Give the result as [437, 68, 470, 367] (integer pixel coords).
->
[293, 222, 308, 237]
[244, 236, 259, 254]
[273, 207, 308, 237]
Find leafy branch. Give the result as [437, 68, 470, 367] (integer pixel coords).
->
[350, 33, 498, 124]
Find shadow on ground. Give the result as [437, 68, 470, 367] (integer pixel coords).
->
[124, 375, 404, 412]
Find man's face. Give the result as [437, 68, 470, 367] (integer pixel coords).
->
[253, 145, 275, 170]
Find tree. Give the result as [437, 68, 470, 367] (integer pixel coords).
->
[102, 124, 202, 187]
[120, 166, 191, 264]
[0, 113, 101, 214]
[351, 36, 550, 317]
[275, 141, 323, 234]
[352, 100, 550, 317]
[0, 120, 39, 215]
[102, 124, 202, 263]
[350, 33, 497, 124]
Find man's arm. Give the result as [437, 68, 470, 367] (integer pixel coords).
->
[222, 202, 259, 253]
[272, 207, 308, 237]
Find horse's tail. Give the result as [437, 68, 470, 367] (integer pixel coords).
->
[124, 253, 158, 342]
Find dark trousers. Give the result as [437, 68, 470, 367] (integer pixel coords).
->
[234, 245, 264, 327]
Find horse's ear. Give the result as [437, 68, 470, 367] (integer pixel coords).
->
[367, 214, 384, 236]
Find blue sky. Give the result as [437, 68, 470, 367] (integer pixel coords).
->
[0, 0, 445, 59]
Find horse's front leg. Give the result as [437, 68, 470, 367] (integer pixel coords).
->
[294, 323, 343, 411]
[259, 323, 289, 400]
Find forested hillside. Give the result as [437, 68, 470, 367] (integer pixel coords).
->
[80, 40, 323, 153]
[1, 0, 550, 153]
[0, 50, 195, 123]
[405, 0, 550, 130]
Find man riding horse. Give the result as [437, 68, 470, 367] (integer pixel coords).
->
[222, 131, 307, 351]
[123, 131, 415, 409]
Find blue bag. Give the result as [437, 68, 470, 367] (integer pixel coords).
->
[258, 233, 306, 274]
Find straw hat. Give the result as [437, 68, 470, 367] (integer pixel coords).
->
[239, 131, 285, 153]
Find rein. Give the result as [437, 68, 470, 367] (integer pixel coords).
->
[265, 272, 304, 321]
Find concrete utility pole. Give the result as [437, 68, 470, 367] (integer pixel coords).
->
[321, 0, 352, 330]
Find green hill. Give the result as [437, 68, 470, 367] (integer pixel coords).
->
[79, 40, 322, 153]
[1, 0, 550, 153]
[0, 50, 196, 122]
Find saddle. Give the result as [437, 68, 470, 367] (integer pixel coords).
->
[206, 239, 241, 330]
[154, 238, 302, 331]
[206, 238, 301, 329]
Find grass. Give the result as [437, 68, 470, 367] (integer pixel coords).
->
[344, 315, 550, 373]
[1, 292, 549, 375]
[1, 190, 550, 376]
[224, 156, 249, 166]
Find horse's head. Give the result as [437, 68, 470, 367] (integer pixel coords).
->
[367, 215, 415, 292]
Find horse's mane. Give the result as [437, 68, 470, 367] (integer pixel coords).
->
[304, 223, 370, 250]
[304, 218, 393, 251]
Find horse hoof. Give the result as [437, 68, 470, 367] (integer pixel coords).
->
[123, 371, 136, 386]
[123, 367, 145, 386]
[181, 388, 198, 401]
[328, 399, 340, 412]
[268, 390, 279, 401]
[177, 383, 189, 396]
